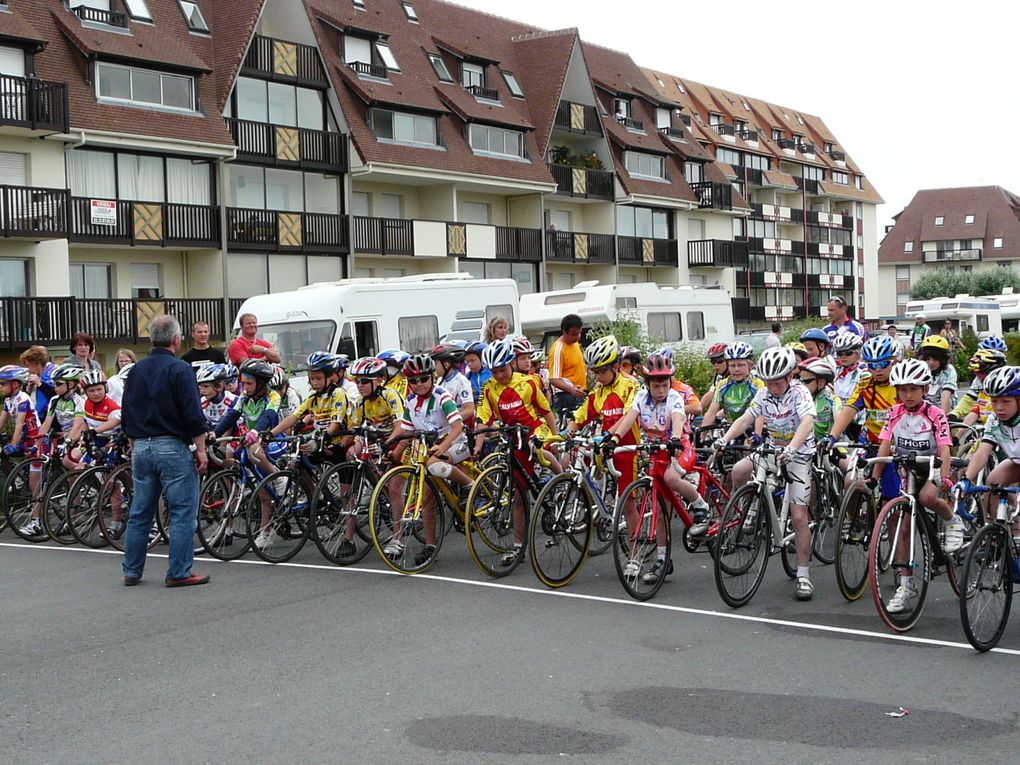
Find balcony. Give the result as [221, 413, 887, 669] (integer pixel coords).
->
[829, 150, 846, 162]
[806, 241, 853, 258]
[0, 75, 69, 133]
[352, 216, 540, 261]
[800, 142, 817, 155]
[795, 176, 820, 195]
[0, 296, 227, 349]
[618, 236, 677, 267]
[659, 126, 686, 141]
[553, 100, 601, 134]
[747, 237, 806, 256]
[738, 129, 759, 142]
[242, 34, 328, 86]
[464, 84, 499, 102]
[227, 119, 347, 171]
[731, 296, 751, 322]
[0, 186, 68, 239]
[494, 225, 542, 262]
[745, 168, 764, 186]
[807, 273, 853, 289]
[546, 231, 615, 264]
[687, 239, 748, 269]
[70, 198, 220, 248]
[67, 2, 127, 27]
[714, 123, 735, 137]
[807, 209, 853, 229]
[227, 208, 347, 253]
[678, 114, 691, 127]
[352, 216, 413, 256]
[778, 138, 798, 150]
[617, 116, 644, 131]
[690, 181, 733, 211]
[923, 248, 983, 264]
[750, 203, 804, 224]
[548, 163, 614, 200]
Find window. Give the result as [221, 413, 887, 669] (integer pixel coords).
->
[772, 128, 782, 141]
[965, 214, 975, 224]
[402, 2, 418, 20]
[379, 194, 402, 219]
[647, 312, 682, 342]
[684, 161, 703, 185]
[338, 320, 377, 359]
[746, 154, 770, 172]
[486, 304, 515, 333]
[613, 98, 630, 119]
[0, 258, 28, 297]
[350, 191, 370, 216]
[625, 151, 665, 180]
[978, 314, 990, 332]
[167, 157, 211, 205]
[803, 165, 825, 182]
[502, 71, 524, 98]
[824, 142, 834, 154]
[655, 108, 671, 130]
[934, 215, 944, 226]
[832, 171, 849, 185]
[716, 147, 741, 166]
[617, 206, 670, 239]
[994, 237, 1004, 248]
[124, 0, 152, 21]
[118, 154, 164, 201]
[69, 263, 110, 299]
[398, 315, 439, 352]
[343, 36, 372, 65]
[687, 311, 705, 341]
[352, 0, 364, 7]
[462, 62, 484, 89]
[429, 54, 452, 82]
[376, 43, 399, 71]
[96, 63, 194, 111]
[178, 1, 208, 32]
[373, 109, 438, 146]
[131, 262, 162, 299]
[904, 241, 914, 253]
[469, 124, 524, 159]
[460, 201, 489, 224]
[855, 175, 863, 190]
[709, 113, 722, 126]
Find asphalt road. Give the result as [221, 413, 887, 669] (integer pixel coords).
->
[2, 533, 1017, 765]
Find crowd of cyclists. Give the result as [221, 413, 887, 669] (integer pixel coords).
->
[2, 313, 1020, 651]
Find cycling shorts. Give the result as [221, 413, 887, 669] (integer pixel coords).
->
[753, 454, 811, 506]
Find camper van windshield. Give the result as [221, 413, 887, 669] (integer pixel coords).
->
[257, 321, 337, 371]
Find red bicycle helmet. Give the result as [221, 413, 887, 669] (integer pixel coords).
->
[402, 353, 436, 378]
[641, 353, 675, 379]
[708, 342, 727, 360]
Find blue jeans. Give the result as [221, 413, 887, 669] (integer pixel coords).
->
[123, 437, 199, 581]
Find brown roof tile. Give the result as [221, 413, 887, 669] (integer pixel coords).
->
[0, 2, 46, 46]
[204, 0, 265, 112]
[510, 29, 577, 155]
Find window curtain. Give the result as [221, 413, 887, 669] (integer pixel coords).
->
[117, 154, 164, 202]
[68, 150, 116, 198]
[167, 158, 211, 205]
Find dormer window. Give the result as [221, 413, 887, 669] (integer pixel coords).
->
[124, 0, 152, 21]
[709, 113, 722, 126]
[402, 2, 418, 21]
[935, 216, 944, 226]
[965, 214, 975, 224]
[68, 0, 128, 28]
[824, 141, 834, 153]
[96, 62, 195, 112]
[376, 43, 399, 71]
[502, 71, 524, 98]
[344, 35, 393, 78]
[655, 108, 671, 130]
[772, 127, 782, 141]
[461, 62, 484, 90]
[428, 53, 452, 83]
[178, 1, 208, 33]
[613, 98, 630, 120]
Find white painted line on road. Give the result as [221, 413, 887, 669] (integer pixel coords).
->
[5, 540, 1019, 657]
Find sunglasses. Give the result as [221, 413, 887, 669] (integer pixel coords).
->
[866, 360, 893, 370]
[355, 378, 376, 385]
[835, 350, 857, 357]
[407, 375, 433, 385]
[829, 295, 847, 306]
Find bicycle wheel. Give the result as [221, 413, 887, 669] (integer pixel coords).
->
[66, 467, 110, 548]
[713, 483, 771, 608]
[197, 469, 251, 561]
[959, 524, 1014, 652]
[612, 477, 671, 602]
[369, 464, 445, 574]
[529, 473, 592, 588]
[42, 469, 80, 545]
[869, 497, 930, 633]
[811, 467, 840, 565]
[465, 464, 527, 577]
[3, 461, 47, 542]
[834, 482, 875, 601]
[587, 468, 617, 557]
[311, 461, 376, 566]
[245, 469, 312, 564]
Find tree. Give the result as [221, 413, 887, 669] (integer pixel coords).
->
[910, 268, 973, 300]
[971, 266, 1020, 297]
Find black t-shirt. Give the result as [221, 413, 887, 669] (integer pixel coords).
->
[181, 346, 226, 372]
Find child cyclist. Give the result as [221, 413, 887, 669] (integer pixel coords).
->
[701, 342, 763, 428]
[955, 349, 1007, 426]
[699, 342, 730, 411]
[798, 356, 841, 441]
[269, 352, 349, 463]
[431, 343, 474, 425]
[715, 347, 818, 600]
[605, 352, 712, 582]
[0, 366, 44, 536]
[474, 339, 561, 567]
[917, 335, 957, 413]
[867, 359, 959, 614]
[831, 333, 869, 404]
[381, 354, 473, 565]
[37, 363, 87, 469]
[377, 349, 410, 400]
[80, 370, 123, 446]
[463, 341, 491, 403]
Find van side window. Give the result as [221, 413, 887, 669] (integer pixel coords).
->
[687, 311, 705, 341]
[647, 312, 682, 342]
[398, 315, 439, 353]
[355, 320, 378, 357]
[977, 314, 989, 333]
[615, 297, 637, 309]
[486, 304, 515, 334]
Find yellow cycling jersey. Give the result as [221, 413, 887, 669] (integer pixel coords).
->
[350, 386, 404, 432]
[572, 374, 640, 444]
[845, 376, 897, 443]
[385, 374, 409, 401]
[294, 386, 350, 441]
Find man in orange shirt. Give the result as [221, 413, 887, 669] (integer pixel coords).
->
[549, 313, 587, 420]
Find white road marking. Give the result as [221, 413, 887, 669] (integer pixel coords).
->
[4, 540, 1018, 657]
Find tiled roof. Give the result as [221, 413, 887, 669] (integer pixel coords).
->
[879, 186, 1020, 264]
[204, 0, 265, 112]
[0, 2, 46, 46]
[511, 29, 578, 156]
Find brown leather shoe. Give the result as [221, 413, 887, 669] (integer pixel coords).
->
[165, 573, 211, 588]
[123, 575, 141, 586]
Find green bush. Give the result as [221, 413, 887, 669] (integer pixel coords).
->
[1005, 333, 1020, 366]
[674, 346, 716, 397]
[779, 317, 828, 345]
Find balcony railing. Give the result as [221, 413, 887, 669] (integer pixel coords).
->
[545, 231, 615, 264]
[227, 208, 347, 252]
[617, 116, 644, 131]
[714, 123, 735, 136]
[242, 34, 328, 85]
[70, 198, 220, 248]
[553, 100, 601, 133]
[745, 168, 764, 186]
[687, 239, 749, 269]
[690, 181, 733, 210]
[227, 118, 347, 171]
[0, 186, 68, 239]
[495, 226, 542, 262]
[464, 84, 499, 101]
[806, 209, 853, 229]
[800, 142, 816, 154]
[750, 203, 804, 224]
[829, 150, 846, 161]
[0, 296, 228, 349]
[795, 177, 821, 194]
[777, 138, 798, 150]
[548, 163, 614, 200]
[67, 2, 127, 27]
[0, 75, 70, 132]
[348, 61, 389, 80]
[678, 114, 692, 127]
[659, 126, 686, 141]
[618, 236, 677, 267]
[738, 129, 759, 142]
[352, 215, 414, 256]
[923, 248, 983, 264]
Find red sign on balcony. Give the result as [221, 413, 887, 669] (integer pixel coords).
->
[90, 200, 117, 227]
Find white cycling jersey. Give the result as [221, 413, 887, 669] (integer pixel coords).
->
[439, 371, 473, 412]
[981, 412, 1020, 461]
[629, 388, 686, 441]
[202, 390, 239, 428]
[745, 381, 816, 456]
[833, 362, 869, 403]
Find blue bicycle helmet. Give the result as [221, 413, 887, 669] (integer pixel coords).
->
[306, 351, 338, 372]
[0, 365, 29, 383]
[223, 363, 239, 381]
[800, 328, 830, 347]
[983, 366, 1020, 398]
[334, 354, 350, 370]
[196, 364, 228, 384]
[979, 335, 1008, 353]
[464, 341, 488, 357]
[861, 335, 897, 363]
[481, 339, 515, 370]
[724, 341, 754, 361]
[377, 349, 410, 366]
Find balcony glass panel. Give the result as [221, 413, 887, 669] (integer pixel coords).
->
[229, 165, 265, 208]
[269, 82, 297, 126]
[297, 88, 323, 131]
[167, 158, 211, 205]
[237, 77, 268, 122]
[265, 168, 303, 211]
[304, 173, 340, 214]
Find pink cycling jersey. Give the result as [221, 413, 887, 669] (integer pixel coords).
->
[878, 402, 951, 456]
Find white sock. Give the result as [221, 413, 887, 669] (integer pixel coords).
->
[900, 575, 912, 589]
[796, 566, 809, 579]
[691, 498, 708, 512]
[657, 546, 667, 561]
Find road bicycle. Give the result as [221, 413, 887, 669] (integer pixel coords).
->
[51, 432, 128, 547]
[3, 440, 66, 542]
[96, 459, 168, 551]
[832, 442, 879, 601]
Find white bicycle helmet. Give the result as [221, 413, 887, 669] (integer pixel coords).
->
[889, 358, 932, 387]
[757, 347, 798, 381]
[799, 355, 836, 380]
[80, 369, 107, 387]
[832, 332, 863, 352]
[724, 341, 754, 361]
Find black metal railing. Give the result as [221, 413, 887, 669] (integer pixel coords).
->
[0, 75, 70, 132]
[659, 127, 686, 140]
[738, 129, 759, 141]
[922, 248, 983, 264]
[69, 198, 219, 247]
[464, 84, 499, 101]
[731, 297, 751, 322]
[164, 203, 220, 247]
[495, 226, 542, 262]
[745, 168, 764, 186]
[0, 185, 68, 238]
[678, 114, 691, 127]
[545, 231, 615, 264]
[796, 177, 821, 194]
[68, 2, 127, 27]
[617, 237, 677, 266]
[553, 100, 602, 133]
[227, 118, 347, 170]
[348, 61, 389, 80]
[225, 208, 346, 252]
[304, 212, 348, 251]
[829, 150, 846, 161]
[687, 239, 749, 269]
[352, 215, 413, 256]
[618, 117, 644, 131]
[242, 34, 328, 84]
[715, 123, 735, 136]
[689, 181, 733, 210]
[800, 142, 816, 154]
[777, 138, 798, 150]
[548, 163, 614, 200]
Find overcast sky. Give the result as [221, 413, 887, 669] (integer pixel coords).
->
[456, 0, 1018, 230]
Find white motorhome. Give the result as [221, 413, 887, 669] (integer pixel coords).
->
[983, 288, 1020, 334]
[519, 281, 736, 350]
[233, 274, 520, 371]
[904, 294, 1002, 339]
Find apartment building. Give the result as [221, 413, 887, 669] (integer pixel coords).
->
[876, 186, 1020, 318]
[0, 0, 880, 361]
